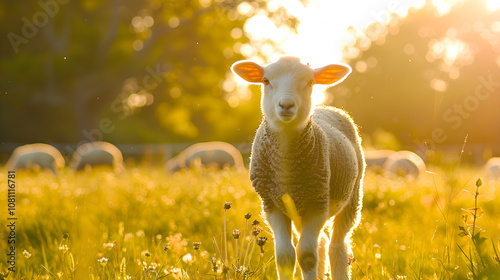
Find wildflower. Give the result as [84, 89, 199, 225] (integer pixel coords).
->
[103, 242, 115, 250]
[252, 226, 263, 236]
[170, 267, 183, 279]
[256, 237, 267, 247]
[224, 202, 232, 210]
[182, 253, 193, 263]
[136, 230, 145, 237]
[58, 245, 69, 253]
[211, 257, 218, 273]
[200, 250, 209, 258]
[98, 257, 109, 266]
[148, 262, 159, 271]
[232, 229, 241, 239]
[193, 242, 201, 251]
[252, 220, 260, 226]
[244, 212, 252, 219]
[22, 250, 31, 259]
[124, 233, 134, 242]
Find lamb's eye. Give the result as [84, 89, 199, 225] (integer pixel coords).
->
[262, 78, 270, 85]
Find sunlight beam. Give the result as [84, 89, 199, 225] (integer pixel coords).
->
[488, 0, 500, 11]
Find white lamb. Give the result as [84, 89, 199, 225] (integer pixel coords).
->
[382, 150, 426, 180]
[5, 143, 65, 174]
[232, 57, 365, 280]
[70, 141, 124, 173]
[364, 149, 396, 172]
[484, 157, 500, 181]
[165, 141, 245, 173]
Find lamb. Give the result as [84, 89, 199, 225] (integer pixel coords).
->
[484, 157, 500, 181]
[70, 141, 124, 173]
[165, 141, 245, 173]
[5, 143, 65, 174]
[382, 150, 426, 180]
[232, 57, 365, 280]
[364, 149, 395, 172]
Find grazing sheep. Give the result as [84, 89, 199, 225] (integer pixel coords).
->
[165, 141, 245, 173]
[5, 143, 65, 174]
[70, 141, 123, 173]
[232, 57, 365, 280]
[382, 150, 426, 179]
[484, 157, 500, 181]
[364, 149, 395, 171]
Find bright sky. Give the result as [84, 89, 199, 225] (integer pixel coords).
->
[229, 0, 500, 107]
[244, 0, 428, 67]
[237, 0, 429, 106]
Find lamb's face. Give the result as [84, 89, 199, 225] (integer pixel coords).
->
[231, 57, 352, 130]
[261, 58, 314, 128]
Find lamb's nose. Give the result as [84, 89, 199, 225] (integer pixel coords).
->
[279, 100, 295, 110]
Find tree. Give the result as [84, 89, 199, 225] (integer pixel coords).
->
[328, 0, 500, 153]
[0, 0, 294, 144]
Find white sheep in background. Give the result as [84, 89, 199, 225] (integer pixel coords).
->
[165, 141, 245, 173]
[70, 141, 123, 173]
[5, 143, 65, 174]
[484, 157, 500, 181]
[382, 150, 426, 179]
[232, 57, 365, 280]
[364, 149, 395, 171]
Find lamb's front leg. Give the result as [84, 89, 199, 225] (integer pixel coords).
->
[267, 210, 295, 280]
[297, 211, 328, 280]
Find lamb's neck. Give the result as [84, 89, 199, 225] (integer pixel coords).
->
[264, 119, 314, 157]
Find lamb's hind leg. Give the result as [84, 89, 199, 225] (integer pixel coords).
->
[297, 211, 328, 280]
[267, 210, 295, 280]
[329, 191, 361, 279]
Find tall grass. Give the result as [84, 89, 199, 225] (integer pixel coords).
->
[0, 164, 499, 279]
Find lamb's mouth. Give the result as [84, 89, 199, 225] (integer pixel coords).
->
[277, 113, 296, 122]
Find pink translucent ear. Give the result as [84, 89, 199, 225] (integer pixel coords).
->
[314, 64, 352, 85]
[231, 61, 264, 83]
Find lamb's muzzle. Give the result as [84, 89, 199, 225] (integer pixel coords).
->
[277, 98, 297, 121]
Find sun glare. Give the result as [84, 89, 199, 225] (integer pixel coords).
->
[488, 0, 500, 11]
[233, 0, 429, 106]
[311, 88, 327, 106]
[231, 0, 481, 107]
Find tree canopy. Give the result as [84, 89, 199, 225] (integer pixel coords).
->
[0, 0, 293, 144]
[1, 0, 499, 152]
[329, 0, 500, 152]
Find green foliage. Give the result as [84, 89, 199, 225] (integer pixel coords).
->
[330, 0, 500, 149]
[0, 0, 277, 143]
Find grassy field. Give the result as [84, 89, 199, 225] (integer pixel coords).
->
[1, 163, 500, 279]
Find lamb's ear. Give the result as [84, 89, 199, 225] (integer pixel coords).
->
[231, 61, 264, 83]
[314, 64, 352, 85]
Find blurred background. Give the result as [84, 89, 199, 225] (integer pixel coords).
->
[1, 0, 499, 165]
